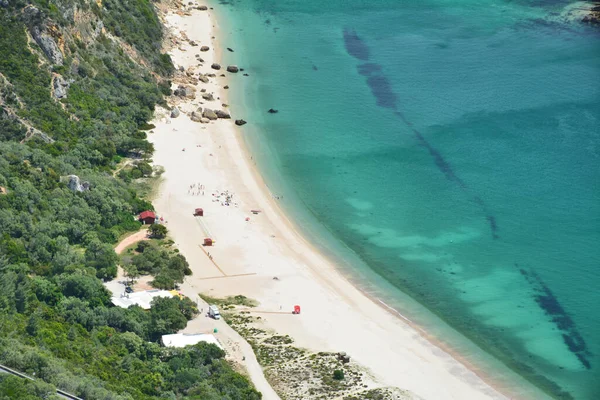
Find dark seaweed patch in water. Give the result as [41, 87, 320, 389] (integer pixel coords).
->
[357, 63, 382, 75]
[518, 265, 592, 370]
[486, 215, 499, 239]
[343, 27, 499, 239]
[366, 75, 397, 109]
[343, 29, 370, 61]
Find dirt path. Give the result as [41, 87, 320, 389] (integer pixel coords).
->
[115, 228, 149, 254]
[178, 281, 281, 400]
[112, 228, 149, 285]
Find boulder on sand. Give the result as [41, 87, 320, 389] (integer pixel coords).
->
[215, 110, 231, 119]
[202, 92, 214, 101]
[211, 63, 221, 70]
[174, 85, 196, 99]
[202, 108, 218, 120]
[170, 107, 180, 118]
[235, 119, 247, 126]
[190, 111, 203, 122]
[198, 74, 209, 83]
[200, 45, 209, 52]
[226, 65, 239, 73]
[197, 5, 208, 10]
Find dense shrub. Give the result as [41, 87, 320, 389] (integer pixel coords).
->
[122, 240, 191, 290]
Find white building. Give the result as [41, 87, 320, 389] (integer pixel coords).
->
[111, 289, 174, 310]
[161, 333, 223, 350]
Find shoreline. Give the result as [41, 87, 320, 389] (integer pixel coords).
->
[150, 1, 542, 399]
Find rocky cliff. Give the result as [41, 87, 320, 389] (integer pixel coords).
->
[0, 0, 173, 145]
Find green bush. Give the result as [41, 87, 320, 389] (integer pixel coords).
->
[333, 369, 345, 380]
[149, 223, 168, 239]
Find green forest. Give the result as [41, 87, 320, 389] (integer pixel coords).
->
[0, 0, 261, 398]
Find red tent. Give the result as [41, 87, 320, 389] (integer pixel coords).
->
[203, 238, 213, 246]
[194, 208, 204, 216]
[139, 210, 156, 225]
[293, 305, 301, 315]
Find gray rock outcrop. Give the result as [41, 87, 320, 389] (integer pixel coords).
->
[202, 92, 214, 101]
[67, 175, 89, 192]
[170, 107, 180, 118]
[23, 6, 64, 65]
[198, 74, 209, 83]
[226, 65, 239, 73]
[52, 74, 70, 99]
[202, 108, 218, 120]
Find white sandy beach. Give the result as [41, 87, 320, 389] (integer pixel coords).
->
[149, 2, 514, 399]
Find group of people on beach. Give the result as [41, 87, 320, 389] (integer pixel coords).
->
[188, 182, 205, 196]
[212, 189, 237, 207]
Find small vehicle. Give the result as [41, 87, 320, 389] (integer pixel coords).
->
[125, 286, 133, 294]
[208, 305, 221, 320]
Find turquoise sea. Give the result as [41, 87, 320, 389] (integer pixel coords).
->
[213, 0, 600, 398]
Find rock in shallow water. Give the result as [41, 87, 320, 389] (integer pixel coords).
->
[235, 119, 247, 126]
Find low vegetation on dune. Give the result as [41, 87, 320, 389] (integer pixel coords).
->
[0, 0, 259, 398]
[203, 294, 412, 400]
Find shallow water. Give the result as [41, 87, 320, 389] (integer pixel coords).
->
[214, 0, 600, 398]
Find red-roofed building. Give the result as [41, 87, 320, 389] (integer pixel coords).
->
[139, 210, 156, 225]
